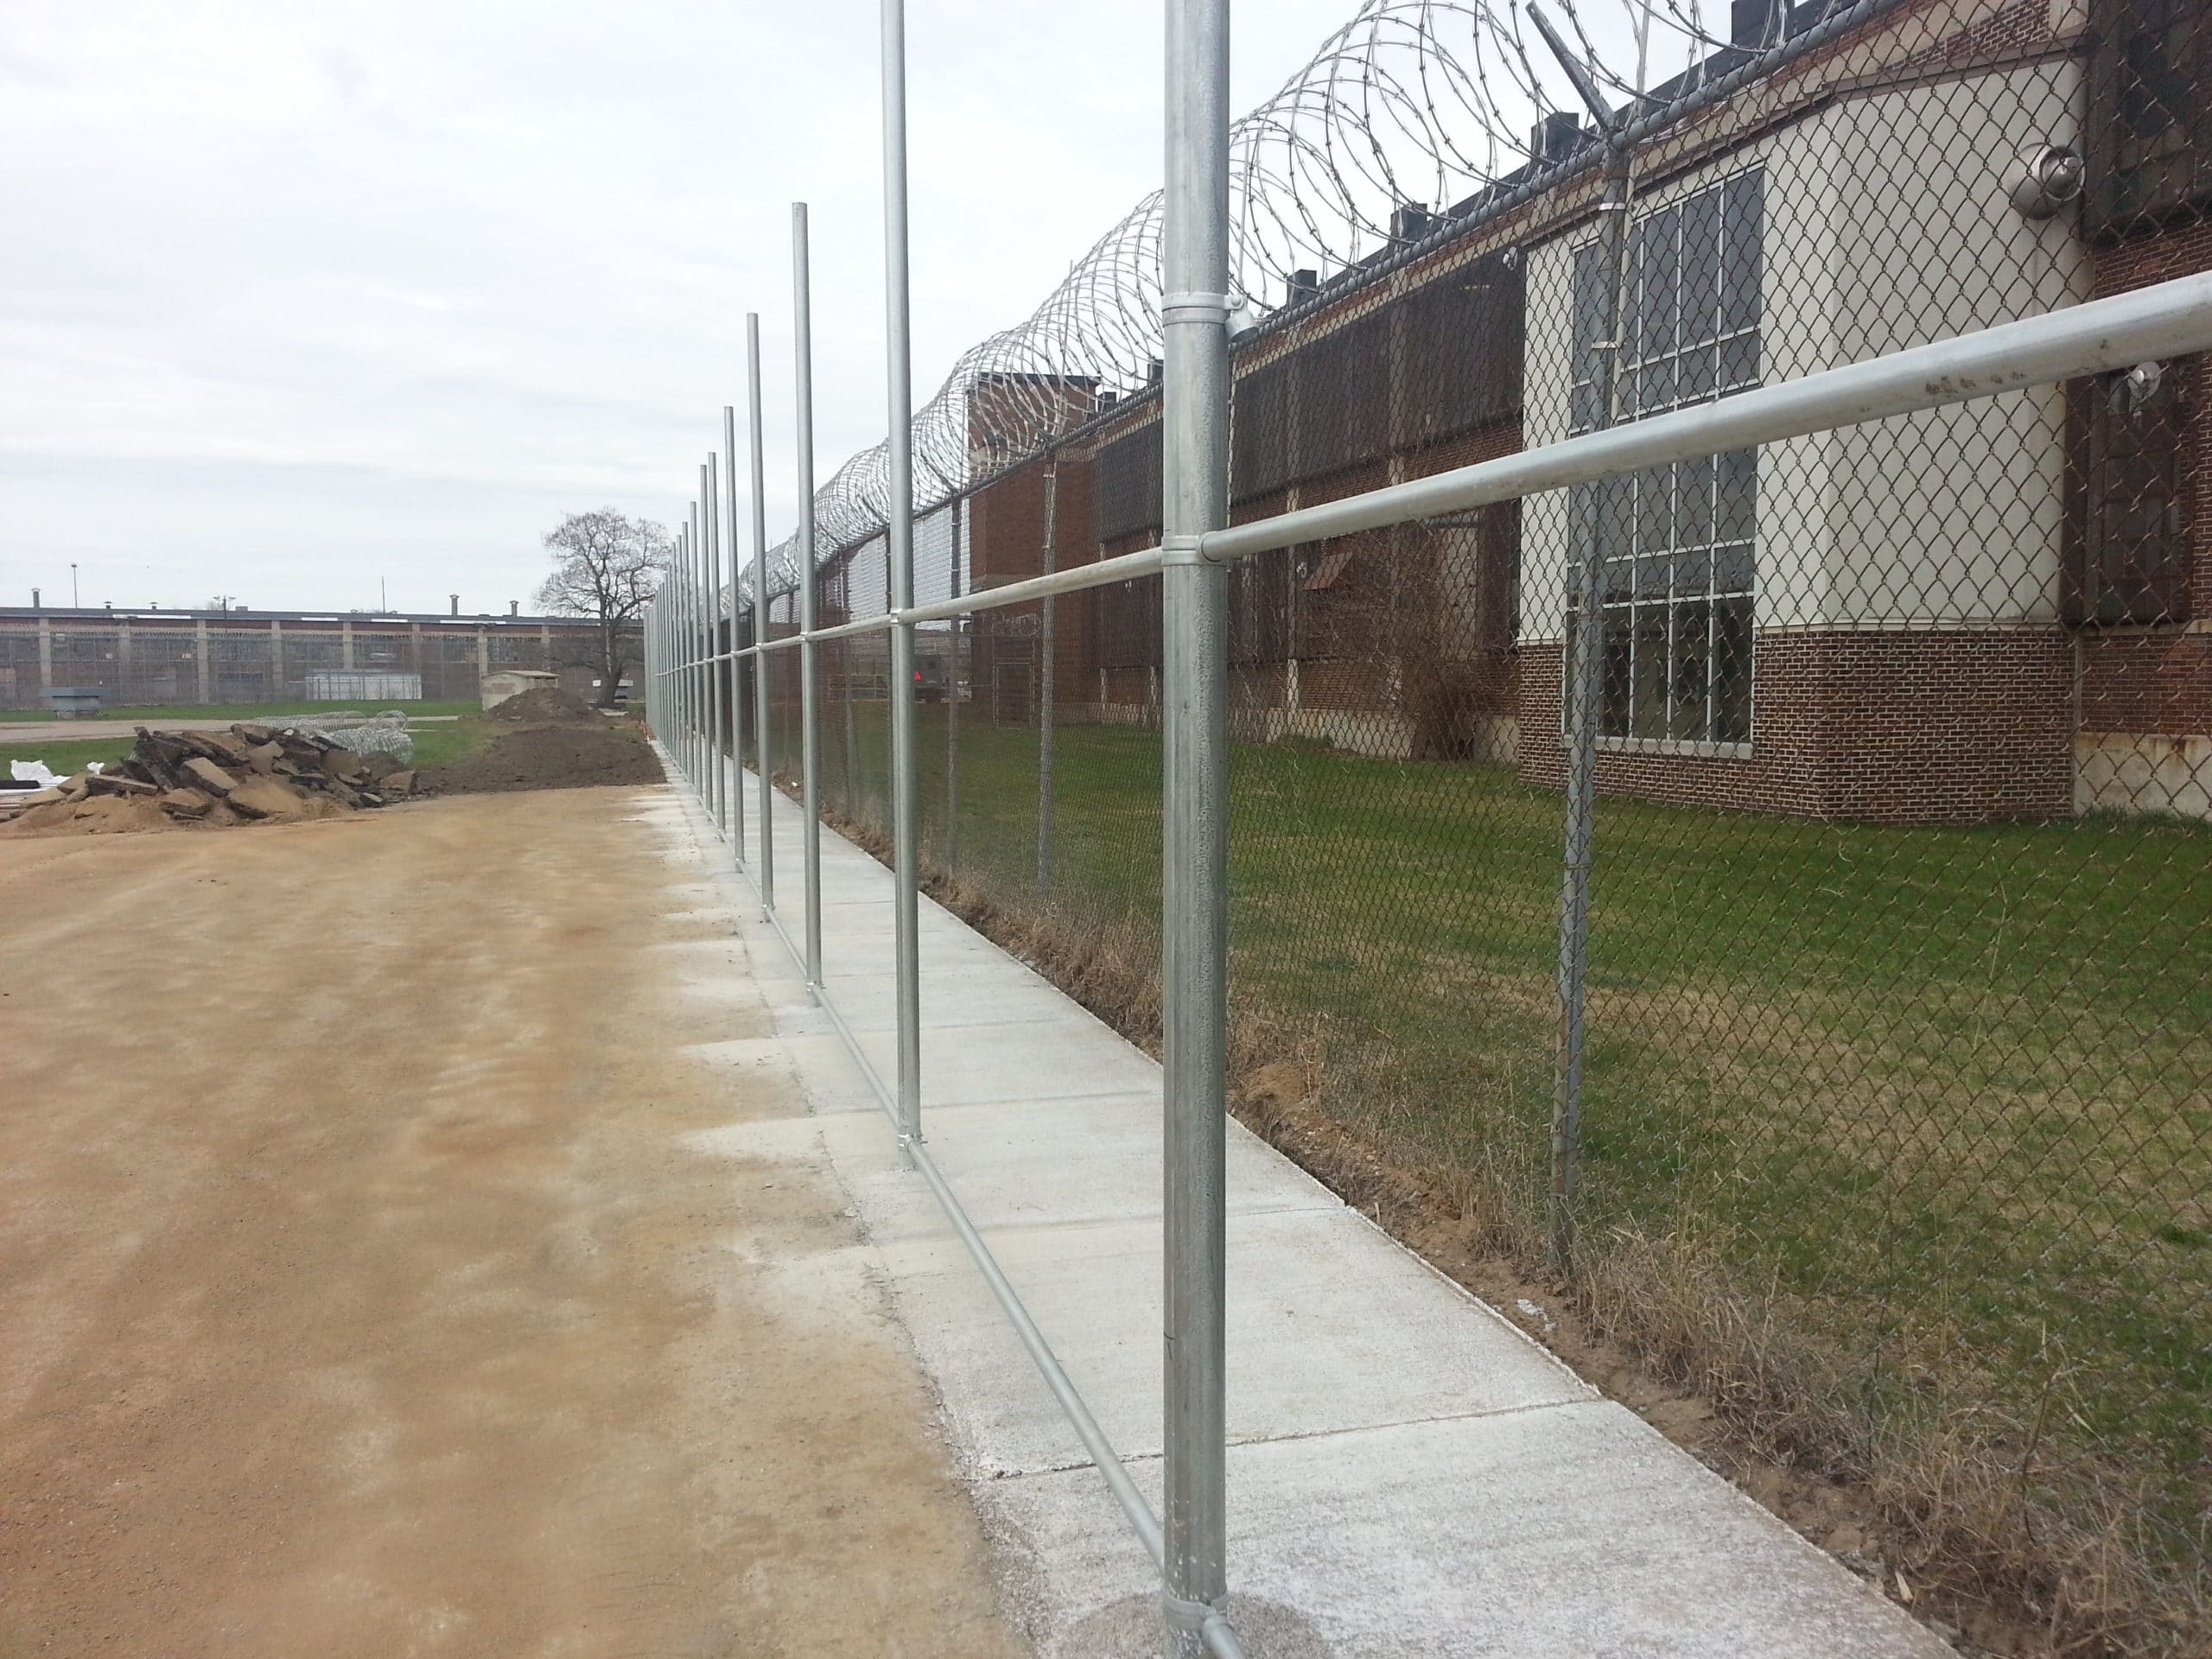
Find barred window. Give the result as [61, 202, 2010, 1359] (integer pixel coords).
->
[285, 631, 344, 668]
[1230, 356, 1293, 503]
[1395, 249, 1523, 446]
[2088, 0, 2212, 232]
[1571, 167, 1763, 745]
[1229, 543, 1293, 665]
[1095, 419, 1163, 543]
[1094, 576, 1162, 671]
[2066, 367, 2191, 625]
[1294, 305, 1391, 480]
[357, 632, 410, 666]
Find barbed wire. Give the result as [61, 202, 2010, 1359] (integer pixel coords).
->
[737, 0, 1808, 605]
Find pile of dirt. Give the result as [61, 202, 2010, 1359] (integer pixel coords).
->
[487, 685, 601, 722]
[419, 721, 662, 795]
[0, 724, 415, 838]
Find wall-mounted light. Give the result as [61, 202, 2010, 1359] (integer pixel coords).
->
[2011, 143, 2084, 219]
[2109, 360, 2164, 415]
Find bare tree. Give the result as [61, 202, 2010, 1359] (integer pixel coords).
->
[535, 510, 668, 706]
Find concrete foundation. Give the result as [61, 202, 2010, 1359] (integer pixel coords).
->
[2075, 731, 2212, 820]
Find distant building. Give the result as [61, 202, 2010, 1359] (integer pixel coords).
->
[0, 606, 643, 710]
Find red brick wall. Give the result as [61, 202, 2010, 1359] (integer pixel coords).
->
[968, 448, 1101, 709]
[2080, 630, 2212, 733]
[1297, 655, 1399, 715]
[1517, 630, 2074, 823]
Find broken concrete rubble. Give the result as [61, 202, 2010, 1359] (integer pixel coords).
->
[1, 721, 417, 837]
[181, 756, 237, 796]
[159, 788, 213, 819]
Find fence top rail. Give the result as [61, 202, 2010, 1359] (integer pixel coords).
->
[671, 273, 2212, 662]
[1199, 273, 2212, 566]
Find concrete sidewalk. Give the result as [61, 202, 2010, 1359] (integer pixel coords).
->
[643, 770, 1944, 1659]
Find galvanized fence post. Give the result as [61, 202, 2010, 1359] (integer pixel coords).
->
[1160, 0, 1232, 1651]
[721, 409, 746, 865]
[1037, 454, 1058, 896]
[844, 675, 859, 819]
[669, 537, 683, 780]
[690, 517, 703, 804]
[692, 515, 706, 805]
[677, 524, 693, 789]
[881, 0, 924, 1154]
[793, 202, 823, 988]
[946, 494, 962, 872]
[690, 519, 705, 799]
[702, 461, 726, 840]
[1530, 3, 1636, 1268]
[664, 545, 675, 775]
[747, 311, 775, 913]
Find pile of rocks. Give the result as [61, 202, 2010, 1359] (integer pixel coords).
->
[1, 723, 416, 835]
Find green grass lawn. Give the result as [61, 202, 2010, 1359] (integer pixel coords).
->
[405, 719, 495, 771]
[811, 701, 2208, 1546]
[0, 699, 480, 724]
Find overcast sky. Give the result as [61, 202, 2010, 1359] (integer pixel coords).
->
[1, 0, 1373, 615]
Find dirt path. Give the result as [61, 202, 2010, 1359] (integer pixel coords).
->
[0, 787, 1026, 1658]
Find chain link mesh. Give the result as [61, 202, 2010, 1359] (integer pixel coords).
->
[0, 614, 639, 710]
[724, 0, 2209, 1642]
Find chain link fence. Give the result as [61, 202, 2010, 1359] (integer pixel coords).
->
[704, 0, 2211, 1647]
[0, 613, 639, 711]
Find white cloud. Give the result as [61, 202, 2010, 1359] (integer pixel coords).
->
[0, 0, 1358, 612]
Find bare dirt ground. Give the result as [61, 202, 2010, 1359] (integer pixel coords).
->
[0, 786, 1026, 1658]
[420, 722, 664, 795]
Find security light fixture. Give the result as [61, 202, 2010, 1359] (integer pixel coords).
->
[2011, 143, 2084, 219]
[2109, 360, 2164, 415]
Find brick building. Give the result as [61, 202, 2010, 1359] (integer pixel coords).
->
[950, 0, 2208, 823]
